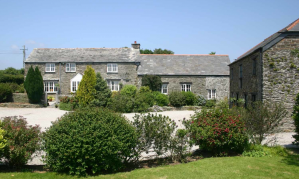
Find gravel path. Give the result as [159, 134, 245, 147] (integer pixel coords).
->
[0, 107, 297, 165]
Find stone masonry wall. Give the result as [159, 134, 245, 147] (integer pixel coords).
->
[137, 76, 229, 101]
[229, 51, 262, 101]
[25, 62, 138, 95]
[262, 36, 299, 131]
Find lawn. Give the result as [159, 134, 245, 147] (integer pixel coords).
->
[0, 155, 298, 179]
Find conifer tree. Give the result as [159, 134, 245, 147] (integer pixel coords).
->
[90, 72, 112, 107]
[76, 66, 96, 106]
[24, 66, 44, 103]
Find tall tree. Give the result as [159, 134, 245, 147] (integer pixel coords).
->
[141, 75, 162, 91]
[76, 66, 96, 106]
[24, 66, 43, 103]
[90, 72, 112, 107]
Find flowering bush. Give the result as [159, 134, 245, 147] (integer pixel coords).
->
[59, 96, 79, 111]
[189, 108, 248, 154]
[1, 116, 41, 167]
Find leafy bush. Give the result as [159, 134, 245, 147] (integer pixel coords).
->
[0, 125, 7, 158]
[293, 93, 299, 145]
[76, 66, 96, 106]
[205, 100, 216, 108]
[216, 98, 229, 109]
[169, 91, 186, 107]
[189, 108, 248, 154]
[153, 91, 169, 106]
[1, 116, 41, 167]
[59, 102, 72, 111]
[0, 83, 12, 102]
[182, 91, 197, 106]
[0, 74, 24, 85]
[242, 144, 271, 157]
[24, 66, 44, 103]
[242, 101, 287, 144]
[58, 96, 79, 111]
[169, 129, 190, 162]
[90, 72, 111, 107]
[108, 93, 134, 113]
[43, 108, 138, 176]
[5, 83, 19, 92]
[120, 85, 137, 97]
[197, 95, 206, 106]
[141, 75, 162, 91]
[132, 113, 176, 157]
[134, 92, 155, 112]
[0, 67, 24, 75]
[138, 86, 152, 94]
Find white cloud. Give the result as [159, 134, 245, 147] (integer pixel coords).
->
[11, 44, 19, 50]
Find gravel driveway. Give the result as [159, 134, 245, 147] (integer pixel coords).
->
[0, 107, 297, 165]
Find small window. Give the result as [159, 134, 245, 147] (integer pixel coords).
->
[181, 84, 191, 92]
[107, 80, 120, 91]
[107, 63, 118, 73]
[236, 93, 239, 100]
[231, 68, 233, 80]
[45, 63, 55, 72]
[161, 84, 168, 94]
[244, 94, 248, 108]
[44, 81, 58, 93]
[66, 63, 76, 72]
[239, 65, 243, 78]
[252, 94, 256, 102]
[207, 89, 216, 100]
[71, 81, 80, 92]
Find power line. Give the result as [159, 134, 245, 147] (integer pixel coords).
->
[0, 53, 22, 54]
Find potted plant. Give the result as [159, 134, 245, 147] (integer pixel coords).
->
[48, 96, 53, 102]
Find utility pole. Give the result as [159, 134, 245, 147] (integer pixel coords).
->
[20, 45, 28, 69]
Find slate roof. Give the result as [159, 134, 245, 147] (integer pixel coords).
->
[235, 18, 299, 62]
[25, 48, 139, 63]
[137, 54, 230, 76]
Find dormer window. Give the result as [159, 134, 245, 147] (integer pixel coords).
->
[66, 63, 76, 72]
[45, 63, 55, 72]
[107, 63, 118, 73]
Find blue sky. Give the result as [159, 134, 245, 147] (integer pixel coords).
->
[0, 0, 298, 69]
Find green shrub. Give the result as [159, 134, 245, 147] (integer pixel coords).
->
[58, 96, 79, 111]
[169, 129, 190, 162]
[108, 93, 134, 113]
[120, 85, 137, 97]
[59, 102, 72, 111]
[0, 125, 7, 158]
[182, 91, 197, 106]
[293, 93, 299, 145]
[43, 108, 138, 176]
[141, 75, 162, 91]
[138, 86, 152, 94]
[197, 95, 206, 106]
[76, 66, 96, 106]
[0, 83, 12, 102]
[90, 73, 111, 107]
[169, 91, 186, 107]
[189, 108, 248, 154]
[216, 98, 229, 109]
[0, 67, 24, 75]
[132, 113, 176, 157]
[205, 100, 216, 108]
[0, 74, 24, 85]
[153, 91, 169, 106]
[1, 116, 41, 167]
[134, 92, 155, 112]
[24, 66, 44, 103]
[17, 83, 25, 93]
[5, 83, 19, 92]
[242, 144, 271, 157]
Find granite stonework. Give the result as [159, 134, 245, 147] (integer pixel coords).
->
[262, 36, 299, 131]
[12, 93, 29, 103]
[25, 62, 138, 95]
[137, 75, 229, 100]
[229, 51, 262, 102]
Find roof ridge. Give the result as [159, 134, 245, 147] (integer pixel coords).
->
[140, 54, 228, 56]
[34, 48, 129, 49]
[286, 18, 299, 31]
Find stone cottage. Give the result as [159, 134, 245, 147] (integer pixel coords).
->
[24, 42, 230, 101]
[229, 18, 299, 131]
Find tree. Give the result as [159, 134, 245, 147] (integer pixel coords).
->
[140, 48, 174, 54]
[24, 66, 43, 103]
[90, 72, 111, 107]
[76, 66, 96, 106]
[141, 75, 162, 91]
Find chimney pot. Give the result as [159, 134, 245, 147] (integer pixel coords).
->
[131, 41, 140, 49]
[134, 41, 137, 44]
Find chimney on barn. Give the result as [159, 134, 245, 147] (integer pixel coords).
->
[131, 41, 140, 49]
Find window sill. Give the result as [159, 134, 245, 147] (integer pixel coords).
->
[45, 71, 55, 73]
[66, 71, 76, 73]
[107, 72, 118, 74]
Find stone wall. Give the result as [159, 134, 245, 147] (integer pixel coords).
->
[25, 62, 138, 95]
[12, 93, 29, 103]
[137, 75, 229, 100]
[262, 36, 299, 131]
[229, 50, 262, 101]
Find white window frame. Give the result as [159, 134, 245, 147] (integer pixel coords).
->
[107, 80, 120, 91]
[181, 84, 191, 92]
[107, 63, 118, 73]
[44, 81, 58, 93]
[71, 81, 80, 92]
[45, 63, 55, 72]
[207, 89, 216, 100]
[161, 84, 168, 94]
[66, 63, 76, 72]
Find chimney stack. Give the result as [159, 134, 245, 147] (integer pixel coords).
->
[131, 41, 140, 49]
